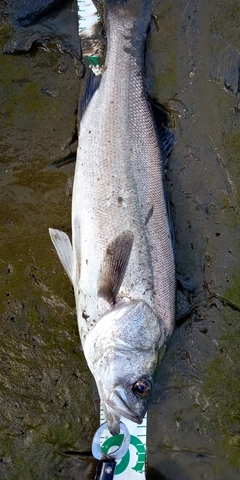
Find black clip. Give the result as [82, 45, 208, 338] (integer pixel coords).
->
[93, 458, 116, 480]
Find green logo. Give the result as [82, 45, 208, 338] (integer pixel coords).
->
[102, 434, 146, 475]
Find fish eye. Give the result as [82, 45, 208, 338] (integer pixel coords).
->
[132, 379, 152, 398]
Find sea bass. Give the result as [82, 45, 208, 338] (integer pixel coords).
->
[49, 0, 175, 435]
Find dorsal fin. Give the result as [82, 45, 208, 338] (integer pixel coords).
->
[98, 231, 134, 304]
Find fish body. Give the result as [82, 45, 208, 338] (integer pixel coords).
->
[49, 0, 175, 435]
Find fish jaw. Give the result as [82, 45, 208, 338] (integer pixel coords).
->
[102, 403, 121, 436]
[103, 386, 144, 435]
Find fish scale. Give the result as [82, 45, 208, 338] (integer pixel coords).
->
[49, 0, 175, 437]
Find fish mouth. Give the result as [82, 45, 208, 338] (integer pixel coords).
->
[107, 387, 143, 425]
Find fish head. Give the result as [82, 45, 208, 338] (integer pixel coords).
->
[83, 300, 167, 435]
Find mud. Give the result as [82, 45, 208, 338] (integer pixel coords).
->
[0, 0, 239, 479]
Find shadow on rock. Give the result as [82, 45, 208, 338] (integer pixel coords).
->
[3, 0, 82, 60]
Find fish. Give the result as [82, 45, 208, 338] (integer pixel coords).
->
[49, 0, 175, 435]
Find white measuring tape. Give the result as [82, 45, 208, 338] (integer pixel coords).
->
[78, 0, 99, 36]
[100, 407, 147, 479]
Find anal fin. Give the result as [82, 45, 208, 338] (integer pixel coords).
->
[49, 228, 73, 283]
[98, 231, 134, 304]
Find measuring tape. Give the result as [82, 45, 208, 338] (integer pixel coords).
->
[78, 0, 99, 36]
[100, 407, 147, 479]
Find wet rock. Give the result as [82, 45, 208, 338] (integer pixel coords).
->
[148, 0, 240, 478]
[0, 12, 94, 479]
[7, 0, 70, 26]
[3, 0, 83, 66]
[210, 33, 240, 96]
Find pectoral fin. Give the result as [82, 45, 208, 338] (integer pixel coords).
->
[49, 228, 73, 283]
[98, 231, 134, 304]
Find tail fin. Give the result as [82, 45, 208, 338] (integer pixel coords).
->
[105, 0, 152, 23]
[106, 0, 128, 3]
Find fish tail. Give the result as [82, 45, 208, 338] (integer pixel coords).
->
[106, 0, 150, 6]
[105, 0, 152, 26]
[106, 0, 128, 3]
